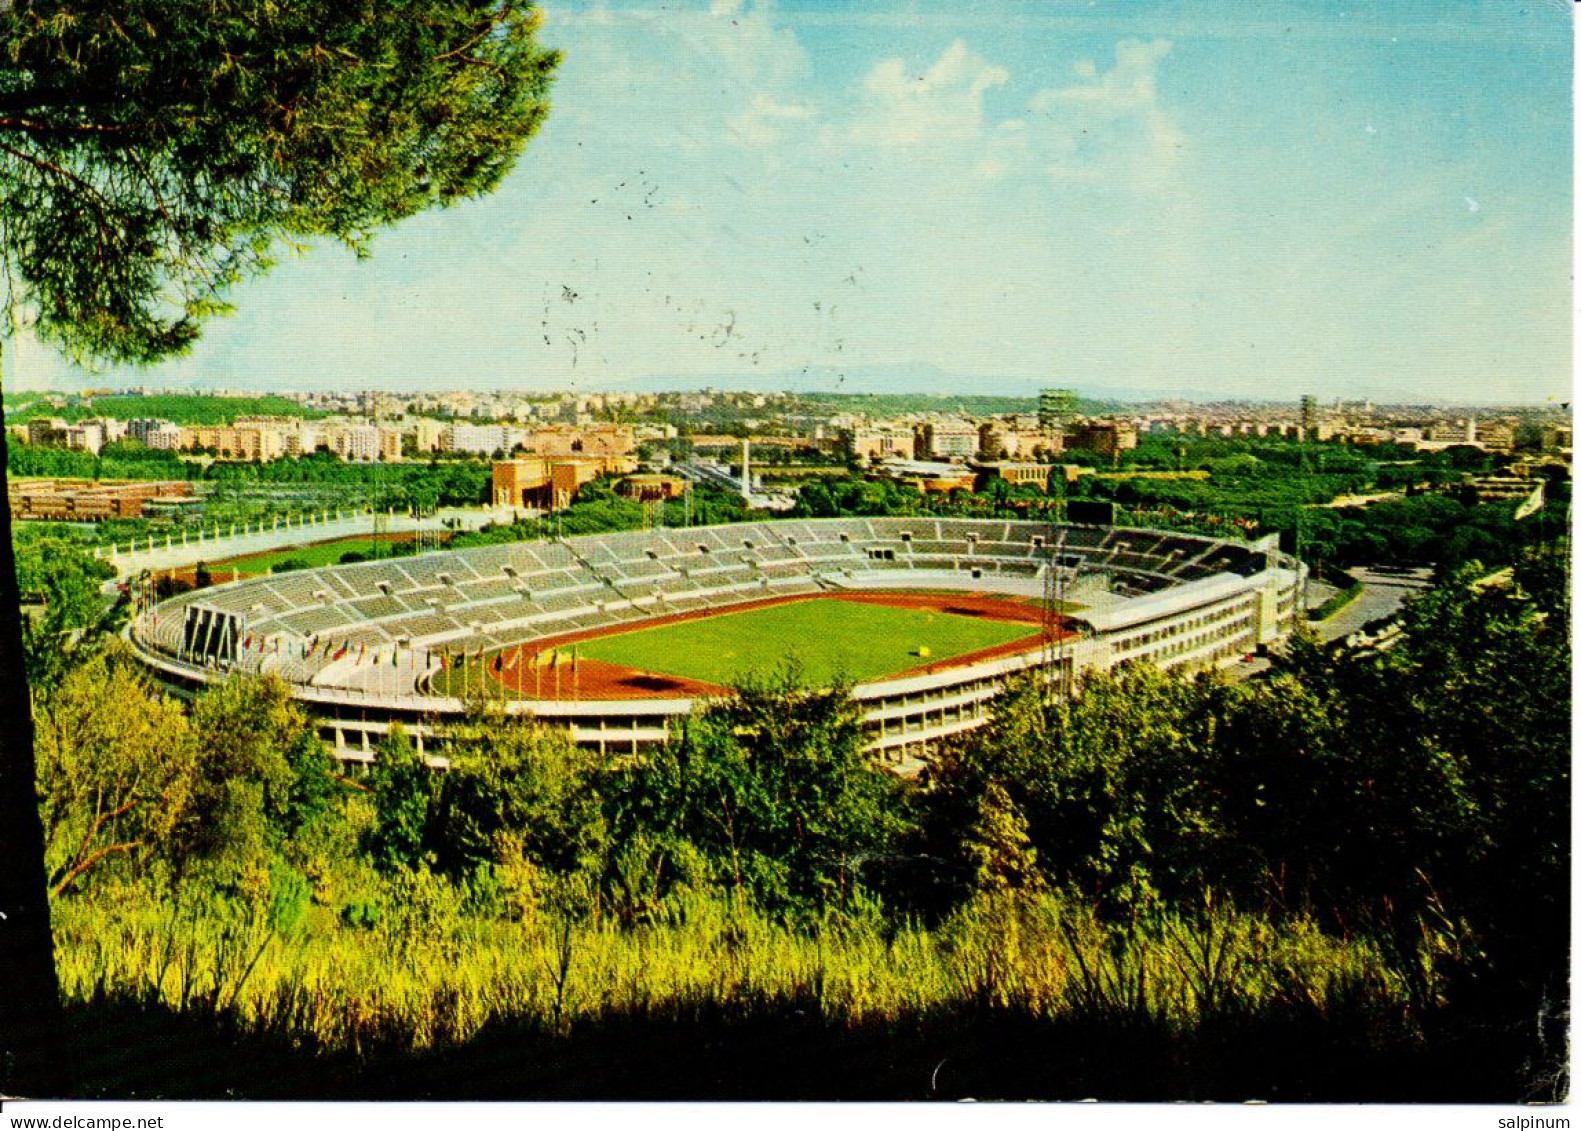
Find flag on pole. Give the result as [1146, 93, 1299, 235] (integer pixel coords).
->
[1514, 482, 1546, 521]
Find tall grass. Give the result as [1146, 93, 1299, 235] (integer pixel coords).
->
[52, 880, 1412, 1061]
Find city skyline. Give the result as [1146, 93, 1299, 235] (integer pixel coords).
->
[9, 0, 1573, 406]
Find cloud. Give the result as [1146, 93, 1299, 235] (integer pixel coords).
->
[824, 36, 1183, 193]
[728, 94, 815, 148]
[846, 40, 1009, 149]
[1038, 38, 1172, 117]
[543, 0, 809, 155]
[1025, 38, 1184, 186]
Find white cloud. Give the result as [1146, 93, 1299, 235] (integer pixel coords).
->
[846, 40, 1009, 149]
[1039, 38, 1173, 117]
[545, 0, 810, 156]
[1026, 38, 1184, 186]
[819, 36, 1183, 195]
[728, 94, 815, 148]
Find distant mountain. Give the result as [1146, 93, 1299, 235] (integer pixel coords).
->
[602, 367, 1275, 405]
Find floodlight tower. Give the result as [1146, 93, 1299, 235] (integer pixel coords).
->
[1042, 495, 1075, 709]
[1039, 388, 1078, 432]
[371, 391, 390, 561]
[1041, 528, 1063, 707]
[1300, 394, 1318, 441]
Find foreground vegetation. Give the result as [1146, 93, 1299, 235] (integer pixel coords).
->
[55, 882, 1430, 1100]
[18, 543, 1570, 1099]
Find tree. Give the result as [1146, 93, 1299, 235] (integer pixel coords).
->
[0, 3, 559, 1089]
[929, 665, 1232, 918]
[364, 725, 433, 872]
[961, 780, 1041, 896]
[609, 670, 907, 913]
[181, 675, 327, 883]
[432, 721, 607, 879]
[33, 643, 199, 896]
[15, 539, 120, 691]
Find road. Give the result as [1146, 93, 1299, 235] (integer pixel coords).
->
[1311, 566, 1434, 644]
[1317, 491, 1404, 509]
[1223, 565, 1432, 680]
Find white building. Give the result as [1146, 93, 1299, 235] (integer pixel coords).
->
[444, 423, 525, 456]
[337, 425, 383, 462]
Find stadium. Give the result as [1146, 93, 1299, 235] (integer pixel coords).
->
[128, 518, 1307, 768]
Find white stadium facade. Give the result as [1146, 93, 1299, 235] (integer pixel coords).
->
[128, 518, 1307, 767]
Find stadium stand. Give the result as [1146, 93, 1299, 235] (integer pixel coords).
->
[130, 518, 1306, 766]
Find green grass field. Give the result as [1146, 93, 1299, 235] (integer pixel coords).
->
[574, 599, 1040, 688]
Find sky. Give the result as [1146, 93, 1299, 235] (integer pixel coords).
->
[11, 0, 1574, 405]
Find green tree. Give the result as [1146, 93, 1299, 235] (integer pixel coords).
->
[15, 540, 119, 691]
[181, 675, 327, 883]
[364, 726, 433, 871]
[1372, 564, 1570, 991]
[961, 779, 1041, 896]
[0, 3, 559, 1082]
[0, 2, 558, 361]
[931, 666, 1231, 918]
[33, 644, 199, 895]
[609, 670, 907, 913]
[432, 721, 607, 879]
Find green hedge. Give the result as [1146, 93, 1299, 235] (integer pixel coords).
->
[1308, 568, 1364, 622]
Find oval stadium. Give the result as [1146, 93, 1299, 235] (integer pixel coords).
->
[127, 518, 1307, 769]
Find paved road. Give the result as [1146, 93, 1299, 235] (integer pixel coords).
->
[1311, 566, 1433, 644]
[1225, 565, 1433, 681]
[1318, 491, 1405, 509]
